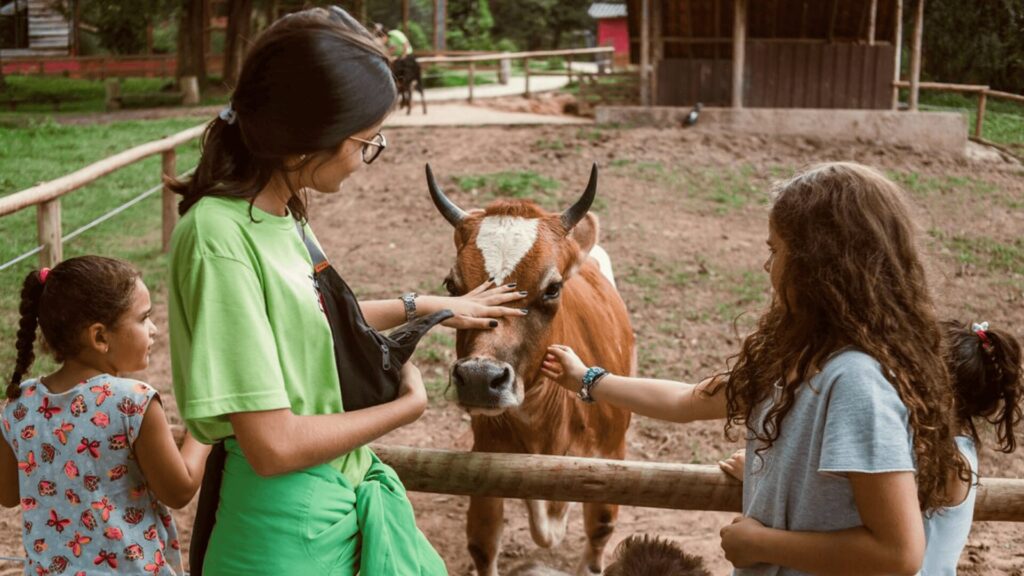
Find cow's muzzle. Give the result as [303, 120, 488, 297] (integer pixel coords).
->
[451, 357, 518, 413]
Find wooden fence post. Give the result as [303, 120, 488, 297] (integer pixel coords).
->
[975, 92, 987, 139]
[37, 200, 62, 268]
[732, 0, 747, 108]
[162, 150, 178, 253]
[468, 61, 475, 103]
[524, 58, 531, 97]
[909, 0, 925, 111]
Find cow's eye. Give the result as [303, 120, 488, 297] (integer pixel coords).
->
[543, 282, 562, 300]
[443, 276, 459, 296]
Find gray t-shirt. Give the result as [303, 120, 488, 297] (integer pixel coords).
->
[739, 349, 917, 576]
[921, 435, 977, 575]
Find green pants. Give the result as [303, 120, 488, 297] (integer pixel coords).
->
[203, 440, 447, 575]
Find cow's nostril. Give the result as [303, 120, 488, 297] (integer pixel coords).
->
[452, 368, 467, 388]
[489, 367, 511, 391]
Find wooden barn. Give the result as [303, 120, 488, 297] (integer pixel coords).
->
[625, 0, 925, 110]
[0, 0, 73, 56]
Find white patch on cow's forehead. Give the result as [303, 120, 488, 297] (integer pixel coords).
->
[476, 216, 540, 283]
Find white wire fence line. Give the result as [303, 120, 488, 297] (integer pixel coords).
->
[0, 168, 196, 273]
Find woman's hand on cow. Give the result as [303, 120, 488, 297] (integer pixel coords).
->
[719, 448, 746, 482]
[423, 280, 529, 330]
[541, 344, 589, 392]
[397, 361, 428, 421]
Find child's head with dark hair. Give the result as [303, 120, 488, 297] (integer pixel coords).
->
[721, 161, 966, 512]
[8, 256, 153, 400]
[604, 535, 710, 576]
[944, 320, 1022, 453]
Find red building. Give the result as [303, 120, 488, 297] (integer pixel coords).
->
[589, 2, 630, 67]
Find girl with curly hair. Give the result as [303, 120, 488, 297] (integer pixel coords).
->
[543, 162, 968, 575]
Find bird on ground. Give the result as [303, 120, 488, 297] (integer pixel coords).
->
[683, 102, 703, 127]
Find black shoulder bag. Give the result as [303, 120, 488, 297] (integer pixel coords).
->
[189, 224, 452, 574]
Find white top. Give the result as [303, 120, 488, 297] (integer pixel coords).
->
[921, 435, 978, 575]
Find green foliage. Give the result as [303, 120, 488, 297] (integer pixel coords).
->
[490, 0, 592, 50]
[447, 0, 496, 50]
[51, 0, 175, 55]
[0, 76, 227, 116]
[920, 0, 1024, 93]
[406, 20, 429, 51]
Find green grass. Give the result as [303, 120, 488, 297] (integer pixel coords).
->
[915, 90, 1024, 155]
[888, 170, 995, 199]
[0, 117, 207, 374]
[421, 67, 498, 89]
[930, 230, 1024, 275]
[0, 75, 230, 116]
[455, 170, 561, 207]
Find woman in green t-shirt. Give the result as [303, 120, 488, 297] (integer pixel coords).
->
[167, 7, 523, 575]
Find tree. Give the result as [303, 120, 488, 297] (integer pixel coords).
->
[176, 0, 207, 86]
[490, 0, 593, 51]
[223, 0, 254, 86]
[919, 0, 1024, 93]
[54, 0, 172, 55]
[447, 0, 495, 50]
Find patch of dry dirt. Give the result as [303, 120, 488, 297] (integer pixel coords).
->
[3, 126, 1023, 575]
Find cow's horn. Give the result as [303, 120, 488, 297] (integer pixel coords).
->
[426, 163, 467, 227]
[560, 163, 598, 232]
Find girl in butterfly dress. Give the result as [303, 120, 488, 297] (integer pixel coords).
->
[0, 256, 210, 575]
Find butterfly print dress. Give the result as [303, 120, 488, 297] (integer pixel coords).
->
[1, 375, 183, 575]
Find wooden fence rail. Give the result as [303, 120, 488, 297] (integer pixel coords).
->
[418, 46, 614, 102]
[0, 124, 206, 268]
[893, 80, 1024, 140]
[373, 445, 1024, 522]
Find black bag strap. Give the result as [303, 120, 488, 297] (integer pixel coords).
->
[188, 440, 228, 576]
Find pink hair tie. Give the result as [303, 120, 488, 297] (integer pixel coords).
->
[39, 267, 50, 284]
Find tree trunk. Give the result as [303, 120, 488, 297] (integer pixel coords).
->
[176, 0, 208, 87]
[223, 0, 254, 86]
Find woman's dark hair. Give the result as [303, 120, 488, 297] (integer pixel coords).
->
[170, 6, 396, 221]
[716, 162, 968, 512]
[944, 320, 1022, 453]
[8, 256, 140, 400]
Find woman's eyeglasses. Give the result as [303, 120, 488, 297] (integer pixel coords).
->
[348, 132, 387, 164]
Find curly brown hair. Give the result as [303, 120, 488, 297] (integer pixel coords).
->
[719, 162, 968, 512]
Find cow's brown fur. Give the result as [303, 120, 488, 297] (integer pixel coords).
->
[442, 199, 635, 576]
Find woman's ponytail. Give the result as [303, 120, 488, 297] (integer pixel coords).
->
[8, 270, 45, 399]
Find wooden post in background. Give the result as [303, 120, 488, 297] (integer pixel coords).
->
[975, 92, 987, 139]
[892, 0, 903, 109]
[732, 0, 747, 108]
[651, 0, 662, 106]
[524, 58, 531, 97]
[37, 200, 61, 268]
[639, 0, 650, 106]
[467, 62, 475, 103]
[162, 150, 177, 253]
[402, 0, 410, 34]
[909, 0, 924, 111]
[867, 0, 878, 45]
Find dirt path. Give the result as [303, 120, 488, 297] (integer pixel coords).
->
[2, 125, 1023, 575]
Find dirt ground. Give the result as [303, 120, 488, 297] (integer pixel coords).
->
[2, 123, 1023, 575]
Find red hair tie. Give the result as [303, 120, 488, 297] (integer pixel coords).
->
[39, 267, 51, 284]
[973, 321, 994, 353]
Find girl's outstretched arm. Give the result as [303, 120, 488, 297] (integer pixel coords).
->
[135, 399, 212, 509]
[0, 438, 19, 507]
[542, 344, 727, 423]
[720, 471, 924, 575]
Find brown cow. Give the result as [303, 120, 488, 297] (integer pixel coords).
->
[426, 164, 635, 576]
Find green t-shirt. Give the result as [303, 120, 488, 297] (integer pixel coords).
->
[168, 196, 371, 487]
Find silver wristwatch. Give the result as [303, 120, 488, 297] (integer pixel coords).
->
[400, 292, 418, 323]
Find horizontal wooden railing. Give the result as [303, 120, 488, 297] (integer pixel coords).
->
[0, 123, 206, 269]
[373, 445, 1024, 522]
[894, 80, 1024, 141]
[1, 54, 225, 80]
[417, 46, 615, 102]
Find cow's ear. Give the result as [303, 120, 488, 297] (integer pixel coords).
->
[568, 212, 599, 257]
